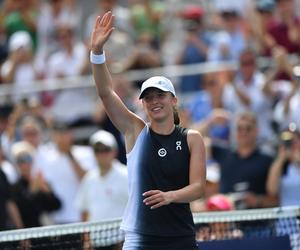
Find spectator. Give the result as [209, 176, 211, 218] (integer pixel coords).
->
[76, 130, 128, 249]
[176, 5, 210, 92]
[130, 0, 165, 49]
[34, 121, 93, 224]
[0, 144, 23, 230]
[0, 31, 39, 103]
[3, 0, 38, 51]
[266, 127, 300, 206]
[45, 23, 95, 125]
[273, 60, 300, 130]
[10, 141, 61, 228]
[221, 48, 275, 151]
[247, 0, 276, 55]
[212, 111, 278, 209]
[267, 0, 300, 56]
[208, 7, 246, 62]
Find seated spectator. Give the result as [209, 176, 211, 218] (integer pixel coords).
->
[266, 126, 300, 206]
[10, 141, 61, 228]
[212, 111, 278, 209]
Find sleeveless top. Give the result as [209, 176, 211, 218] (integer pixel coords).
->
[121, 124, 195, 237]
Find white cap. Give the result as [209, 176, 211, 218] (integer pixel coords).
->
[89, 130, 118, 149]
[9, 31, 32, 52]
[139, 76, 176, 99]
[11, 141, 34, 159]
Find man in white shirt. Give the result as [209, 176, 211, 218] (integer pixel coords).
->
[76, 129, 128, 222]
[76, 130, 128, 249]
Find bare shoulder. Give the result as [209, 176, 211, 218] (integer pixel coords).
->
[186, 129, 205, 149]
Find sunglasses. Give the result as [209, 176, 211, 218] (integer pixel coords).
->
[16, 154, 33, 164]
[240, 60, 255, 66]
[237, 125, 254, 132]
[93, 145, 112, 153]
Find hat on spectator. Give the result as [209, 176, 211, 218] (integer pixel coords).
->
[9, 31, 32, 52]
[206, 194, 234, 211]
[256, 0, 275, 12]
[89, 130, 118, 149]
[139, 76, 176, 99]
[51, 121, 70, 132]
[11, 141, 35, 165]
[182, 5, 204, 20]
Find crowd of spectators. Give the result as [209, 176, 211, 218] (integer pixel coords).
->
[0, 0, 300, 233]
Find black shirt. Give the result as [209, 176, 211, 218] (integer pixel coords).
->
[0, 168, 11, 230]
[212, 145, 273, 194]
[11, 178, 61, 228]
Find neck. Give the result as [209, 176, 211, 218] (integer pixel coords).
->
[150, 121, 175, 135]
[237, 145, 256, 158]
[98, 163, 112, 177]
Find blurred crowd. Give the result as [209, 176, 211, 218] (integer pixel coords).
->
[0, 0, 300, 235]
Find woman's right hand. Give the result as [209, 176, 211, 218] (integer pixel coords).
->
[90, 11, 114, 54]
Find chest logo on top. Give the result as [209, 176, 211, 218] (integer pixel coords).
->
[176, 141, 182, 151]
[158, 148, 167, 157]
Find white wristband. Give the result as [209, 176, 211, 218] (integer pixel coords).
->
[90, 50, 106, 64]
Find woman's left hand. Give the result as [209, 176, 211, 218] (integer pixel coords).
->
[143, 190, 174, 209]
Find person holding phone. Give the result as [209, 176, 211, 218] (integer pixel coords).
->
[266, 126, 300, 206]
[90, 12, 206, 250]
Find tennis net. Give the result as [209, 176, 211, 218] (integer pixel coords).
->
[0, 206, 299, 250]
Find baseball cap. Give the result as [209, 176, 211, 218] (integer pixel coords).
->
[9, 31, 32, 52]
[206, 194, 234, 211]
[139, 76, 176, 99]
[89, 130, 118, 149]
[182, 5, 204, 20]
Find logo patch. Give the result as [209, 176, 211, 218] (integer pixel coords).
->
[158, 148, 167, 157]
[176, 141, 182, 150]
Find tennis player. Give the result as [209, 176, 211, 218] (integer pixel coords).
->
[90, 11, 206, 250]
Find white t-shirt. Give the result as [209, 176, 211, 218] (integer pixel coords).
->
[36, 143, 95, 223]
[75, 160, 128, 221]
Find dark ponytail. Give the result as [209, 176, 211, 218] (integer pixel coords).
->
[173, 106, 180, 125]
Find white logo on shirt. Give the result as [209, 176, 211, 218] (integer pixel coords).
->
[158, 148, 167, 157]
[176, 141, 182, 150]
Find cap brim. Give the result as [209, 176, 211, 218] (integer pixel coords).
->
[139, 86, 172, 99]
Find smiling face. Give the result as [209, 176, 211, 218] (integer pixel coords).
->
[142, 88, 177, 124]
[235, 113, 258, 148]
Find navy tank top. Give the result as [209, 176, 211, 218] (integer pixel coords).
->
[121, 124, 195, 237]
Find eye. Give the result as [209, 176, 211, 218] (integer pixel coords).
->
[158, 92, 166, 98]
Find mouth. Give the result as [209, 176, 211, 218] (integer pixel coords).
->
[151, 106, 163, 112]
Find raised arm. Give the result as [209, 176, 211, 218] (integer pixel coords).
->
[90, 12, 144, 149]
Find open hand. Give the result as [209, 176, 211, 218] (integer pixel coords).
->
[90, 11, 114, 54]
[143, 190, 173, 209]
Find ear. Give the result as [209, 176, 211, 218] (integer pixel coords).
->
[172, 96, 178, 106]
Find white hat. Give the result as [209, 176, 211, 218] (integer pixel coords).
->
[89, 130, 118, 149]
[139, 76, 176, 99]
[9, 31, 32, 52]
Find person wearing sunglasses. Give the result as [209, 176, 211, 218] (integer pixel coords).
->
[211, 111, 277, 210]
[10, 141, 61, 228]
[76, 129, 128, 250]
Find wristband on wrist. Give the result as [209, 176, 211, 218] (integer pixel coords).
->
[90, 50, 106, 64]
